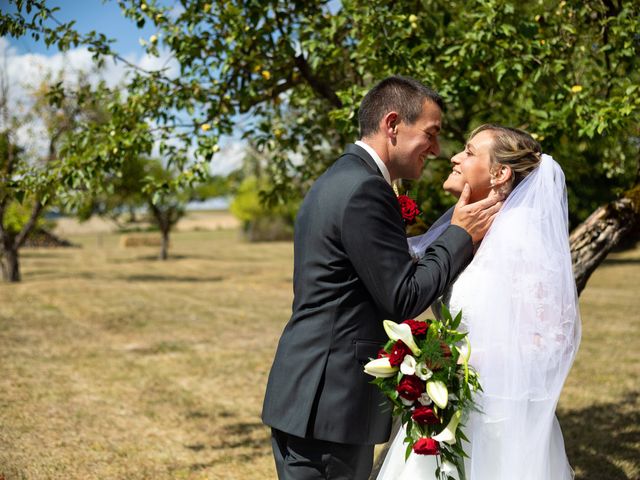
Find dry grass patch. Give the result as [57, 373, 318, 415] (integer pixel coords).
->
[0, 229, 638, 479]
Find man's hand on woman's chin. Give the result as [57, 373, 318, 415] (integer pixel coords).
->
[451, 184, 505, 244]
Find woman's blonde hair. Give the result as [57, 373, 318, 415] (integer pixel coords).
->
[469, 124, 542, 192]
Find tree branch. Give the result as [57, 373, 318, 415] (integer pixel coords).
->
[294, 54, 342, 108]
[14, 199, 44, 249]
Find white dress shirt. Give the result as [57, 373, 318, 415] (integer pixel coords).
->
[355, 140, 391, 185]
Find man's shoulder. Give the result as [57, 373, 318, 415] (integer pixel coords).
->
[320, 148, 380, 186]
[312, 158, 386, 204]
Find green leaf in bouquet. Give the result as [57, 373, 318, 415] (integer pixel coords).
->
[451, 309, 463, 330]
[410, 423, 422, 443]
[405, 418, 413, 437]
[457, 429, 470, 446]
[404, 441, 413, 461]
[448, 332, 468, 343]
[440, 303, 453, 325]
[455, 459, 467, 480]
[427, 321, 441, 341]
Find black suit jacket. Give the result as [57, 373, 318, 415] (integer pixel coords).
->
[262, 144, 473, 445]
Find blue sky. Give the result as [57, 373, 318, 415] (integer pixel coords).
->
[4, 0, 157, 57]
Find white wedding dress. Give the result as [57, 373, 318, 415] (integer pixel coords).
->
[378, 155, 581, 480]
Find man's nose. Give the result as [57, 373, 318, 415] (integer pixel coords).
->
[430, 138, 441, 157]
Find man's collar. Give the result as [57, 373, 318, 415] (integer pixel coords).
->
[354, 140, 391, 185]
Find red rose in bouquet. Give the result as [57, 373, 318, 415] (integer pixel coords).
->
[413, 437, 439, 455]
[412, 406, 439, 425]
[388, 340, 412, 366]
[396, 375, 424, 402]
[403, 319, 429, 337]
[397, 195, 420, 223]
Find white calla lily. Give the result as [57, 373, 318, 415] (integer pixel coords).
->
[383, 320, 421, 355]
[414, 361, 433, 381]
[400, 355, 416, 375]
[363, 357, 399, 378]
[432, 410, 462, 445]
[426, 380, 448, 408]
[456, 343, 469, 364]
[457, 337, 472, 382]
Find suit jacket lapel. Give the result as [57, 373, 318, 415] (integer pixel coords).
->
[344, 143, 385, 180]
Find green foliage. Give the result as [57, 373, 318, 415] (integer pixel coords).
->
[191, 175, 234, 201]
[2, 200, 51, 236]
[3, 0, 639, 227]
[76, 155, 222, 233]
[230, 176, 300, 240]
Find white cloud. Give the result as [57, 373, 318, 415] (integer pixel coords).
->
[1, 36, 178, 105]
[211, 141, 246, 176]
[131, 47, 179, 78]
[0, 37, 184, 161]
[1, 37, 246, 178]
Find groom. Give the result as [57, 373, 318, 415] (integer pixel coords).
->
[262, 76, 501, 480]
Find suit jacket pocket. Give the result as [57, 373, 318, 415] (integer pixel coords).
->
[353, 339, 382, 365]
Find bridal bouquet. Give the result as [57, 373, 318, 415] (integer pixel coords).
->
[364, 307, 481, 480]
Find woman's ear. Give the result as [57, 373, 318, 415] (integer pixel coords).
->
[492, 164, 512, 187]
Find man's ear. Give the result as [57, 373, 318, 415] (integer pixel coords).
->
[492, 164, 513, 187]
[382, 112, 399, 139]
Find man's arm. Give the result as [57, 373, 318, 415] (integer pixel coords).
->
[341, 177, 473, 320]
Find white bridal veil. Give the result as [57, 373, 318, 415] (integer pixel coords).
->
[408, 154, 581, 479]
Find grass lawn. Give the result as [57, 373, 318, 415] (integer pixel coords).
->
[0, 228, 638, 479]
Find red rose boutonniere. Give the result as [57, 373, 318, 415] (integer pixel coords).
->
[397, 194, 420, 224]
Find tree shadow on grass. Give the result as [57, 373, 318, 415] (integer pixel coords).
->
[209, 421, 269, 451]
[20, 251, 71, 258]
[109, 254, 216, 263]
[124, 274, 224, 282]
[558, 390, 639, 480]
[601, 257, 640, 266]
[184, 422, 271, 456]
[24, 270, 96, 280]
[183, 420, 271, 471]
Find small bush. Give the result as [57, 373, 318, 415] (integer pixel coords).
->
[230, 177, 299, 242]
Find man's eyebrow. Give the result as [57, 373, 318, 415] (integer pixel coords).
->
[424, 125, 441, 133]
[466, 143, 475, 152]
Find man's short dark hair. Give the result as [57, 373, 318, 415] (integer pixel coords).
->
[358, 76, 445, 138]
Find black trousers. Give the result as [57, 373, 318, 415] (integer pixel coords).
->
[271, 428, 374, 480]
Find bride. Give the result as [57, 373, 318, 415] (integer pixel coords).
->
[376, 124, 581, 480]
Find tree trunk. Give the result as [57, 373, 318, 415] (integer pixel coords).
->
[0, 245, 21, 282]
[160, 228, 169, 261]
[570, 186, 640, 295]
